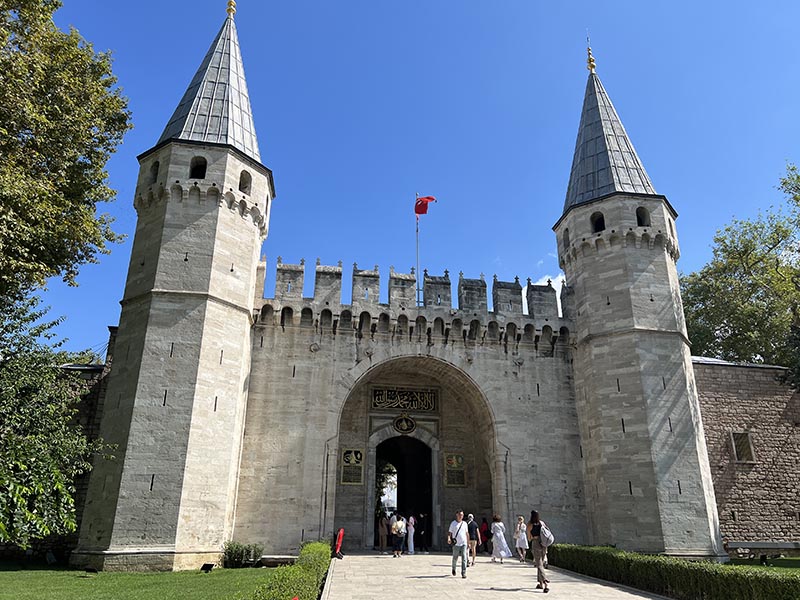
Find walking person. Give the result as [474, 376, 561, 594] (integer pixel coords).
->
[447, 509, 469, 578]
[407, 512, 416, 554]
[466, 513, 481, 566]
[528, 510, 551, 593]
[391, 513, 406, 558]
[514, 515, 529, 562]
[490, 514, 512, 563]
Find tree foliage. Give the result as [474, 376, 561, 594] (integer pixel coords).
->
[681, 165, 800, 385]
[0, 295, 106, 547]
[0, 0, 131, 298]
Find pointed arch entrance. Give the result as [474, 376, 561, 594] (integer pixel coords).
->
[333, 355, 501, 550]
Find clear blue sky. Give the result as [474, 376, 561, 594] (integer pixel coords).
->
[44, 0, 799, 354]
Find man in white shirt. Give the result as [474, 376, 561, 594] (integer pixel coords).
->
[447, 509, 469, 578]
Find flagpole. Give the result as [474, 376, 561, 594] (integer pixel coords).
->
[415, 192, 421, 307]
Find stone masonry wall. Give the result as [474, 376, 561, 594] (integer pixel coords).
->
[695, 361, 800, 544]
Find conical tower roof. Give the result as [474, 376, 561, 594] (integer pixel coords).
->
[157, 8, 261, 162]
[563, 68, 655, 213]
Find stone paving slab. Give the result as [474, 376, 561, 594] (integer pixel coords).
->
[323, 552, 670, 599]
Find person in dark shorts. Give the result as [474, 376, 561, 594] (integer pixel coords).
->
[466, 513, 482, 566]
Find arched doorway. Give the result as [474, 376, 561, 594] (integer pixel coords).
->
[375, 436, 432, 549]
[333, 355, 500, 550]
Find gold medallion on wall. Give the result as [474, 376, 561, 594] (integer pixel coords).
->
[392, 412, 416, 435]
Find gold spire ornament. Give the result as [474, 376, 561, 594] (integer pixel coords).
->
[587, 44, 596, 73]
[227, 0, 236, 18]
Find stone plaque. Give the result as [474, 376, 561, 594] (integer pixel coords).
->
[372, 388, 437, 412]
[444, 453, 466, 487]
[341, 448, 364, 485]
[446, 469, 466, 487]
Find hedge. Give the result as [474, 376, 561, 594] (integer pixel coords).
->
[251, 541, 332, 600]
[548, 544, 800, 600]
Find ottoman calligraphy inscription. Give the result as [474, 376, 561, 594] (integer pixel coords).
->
[372, 388, 437, 412]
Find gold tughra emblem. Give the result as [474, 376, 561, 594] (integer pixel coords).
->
[392, 412, 416, 434]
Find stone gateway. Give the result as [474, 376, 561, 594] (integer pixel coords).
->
[68, 5, 799, 571]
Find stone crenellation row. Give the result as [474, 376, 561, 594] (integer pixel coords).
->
[133, 181, 268, 236]
[255, 300, 572, 354]
[257, 257, 566, 319]
[559, 228, 679, 270]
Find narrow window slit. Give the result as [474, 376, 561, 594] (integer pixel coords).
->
[579, 445, 583, 458]
[662, 376, 666, 390]
[536, 383, 540, 396]
[677, 480, 682, 494]
[292, 365, 296, 378]
[219, 350, 224, 364]
[214, 396, 218, 412]
[668, 417, 673, 432]
[163, 390, 168, 406]
[621, 418, 626, 433]
[169, 342, 174, 358]
[616, 378, 621, 392]
[629, 481, 633, 495]
[149, 474, 155, 491]
[260, 336, 264, 348]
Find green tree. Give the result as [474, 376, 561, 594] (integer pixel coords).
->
[0, 0, 131, 298]
[681, 164, 800, 385]
[0, 295, 107, 547]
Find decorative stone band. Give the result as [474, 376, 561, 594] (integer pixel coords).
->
[122, 289, 255, 319]
[559, 228, 679, 271]
[133, 181, 268, 238]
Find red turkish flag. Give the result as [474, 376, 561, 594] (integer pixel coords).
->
[414, 196, 436, 216]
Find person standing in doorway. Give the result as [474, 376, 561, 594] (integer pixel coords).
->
[378, 512, 389, 554]
[490, 514, 512, 563]
[528, 510, 550, 593]
[391, 513, 406, 558]
[407, 512, 416, 554]
[447, 509, 469, 578]
[417, 512, 430, 553]
[467, 513, 481, 566]
[479, 517, 491, 554]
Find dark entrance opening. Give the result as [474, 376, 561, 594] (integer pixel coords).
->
[375, 436, 432, 550]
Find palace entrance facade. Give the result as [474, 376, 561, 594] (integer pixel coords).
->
[333, 356, 501, 550]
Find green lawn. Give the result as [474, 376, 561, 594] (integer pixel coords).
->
[730, 557, 800, 572]
[0, 564, 272, 600]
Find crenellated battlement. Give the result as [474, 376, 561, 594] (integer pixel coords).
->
[558, 227, 679, 271]
[133, 180, 268, 237]
[256, 258, 572, 350]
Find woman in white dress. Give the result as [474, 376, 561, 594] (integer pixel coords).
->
[514, 515, 529, 562]
[490, 514, 512, 563]
[406, 513, 416, 554]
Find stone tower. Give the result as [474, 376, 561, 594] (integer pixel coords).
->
[553, 50, 725, 558]
[72, 3, 274, 570]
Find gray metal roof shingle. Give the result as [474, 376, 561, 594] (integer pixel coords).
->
[157, 15, 261, 162]
[563, 73, 655, 213]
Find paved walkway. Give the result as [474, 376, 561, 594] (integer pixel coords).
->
[323, 552, 669, 600]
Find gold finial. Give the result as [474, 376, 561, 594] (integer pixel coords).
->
[586, 33, 596, 73]
[227, 0, 237, 18]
